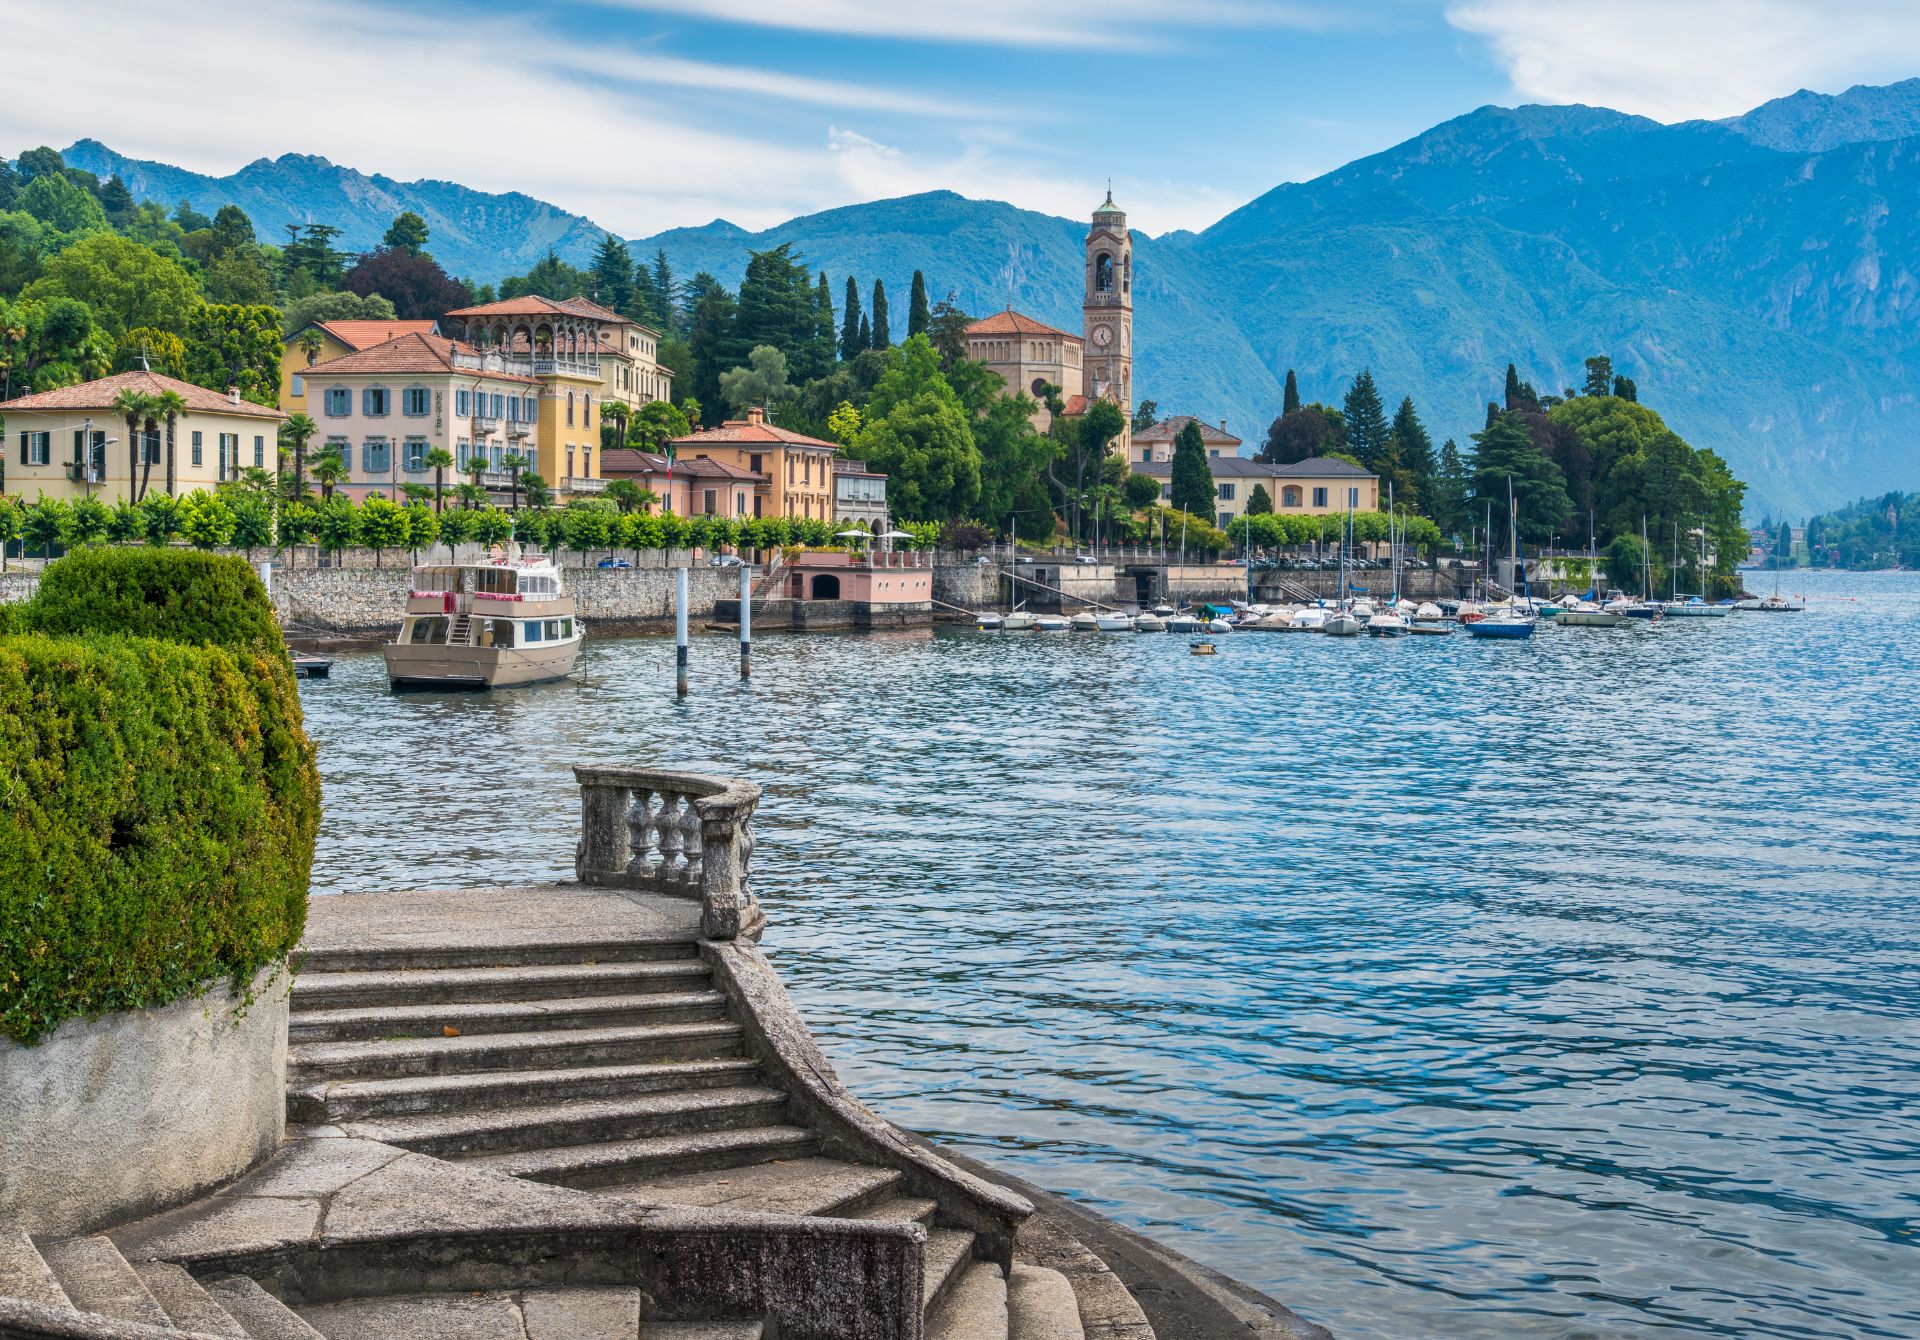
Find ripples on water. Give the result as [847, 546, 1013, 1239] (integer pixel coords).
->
[302, 571, 1920, 1339]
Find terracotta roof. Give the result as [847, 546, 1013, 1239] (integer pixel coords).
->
[965, 309, 1081, 342]
[0, 371, 285, 419]
[1058, 394, 1091, 416]
[298, 319, 439, 350]
[444, 294, 620, 321]
[554, 296, 624, 322]
[303, 332, 539, 384]
[601, 448, 764, 483]
[1135, 455, 1376, 480]
[1136, 415, 1242, 447]
[670, 416, 838, 452]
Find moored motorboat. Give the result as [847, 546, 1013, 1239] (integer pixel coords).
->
[1034, 613, 1071, 631]
[1554, 601, 1625, 627]
[975, 611, 1004, 631]
[1413, 602, 1446, 622]
[1165, 613, 1203, 632]
[291, 654, 333, 679]
[1206, 616, 1234, 633]
[385, 553, 582, 690]
[1365, 609, 1409, 636]
[1002, 610, 1038, 631]
[1291, 606, 1329, 632]
[1324, 610, 1363, 636]
[1069, 611, 1101, 632]
[1133, 613, 1166, 632]
[1094, 611, 1134, 632]
[1464, 607, 1536, 639]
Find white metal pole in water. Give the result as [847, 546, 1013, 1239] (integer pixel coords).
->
[738, 562, 751, 678]
[675, 566, 690, 696]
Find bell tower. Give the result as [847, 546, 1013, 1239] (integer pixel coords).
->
[1083, 187, 1133, 455]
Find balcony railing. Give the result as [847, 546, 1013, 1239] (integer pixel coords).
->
[564, 476, 607, 493]
[533, 356, 601, 378]
[471, 414, 500, 434]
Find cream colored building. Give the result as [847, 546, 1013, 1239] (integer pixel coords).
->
[964, 309, 1083, 432]
[281, 319, 440, 417]
[1133, 415, 1242, 465]
[1139, 454, 1379, 531]
[1, 371, 285, 503]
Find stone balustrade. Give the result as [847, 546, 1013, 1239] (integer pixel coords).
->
[573, 765, 759, 938]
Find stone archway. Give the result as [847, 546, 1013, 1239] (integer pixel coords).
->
[810, 573, 841, 600]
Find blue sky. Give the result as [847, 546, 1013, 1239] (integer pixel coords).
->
[6, 0, 1920, 235]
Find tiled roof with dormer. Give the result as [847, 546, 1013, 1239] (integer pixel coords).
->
[303, 332, 539, 384]
[300, 319, 439, 350]
[1136, 415, 1242, 447]
[0, 371, 285, 419]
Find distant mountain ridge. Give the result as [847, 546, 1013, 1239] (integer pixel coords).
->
[59, 77, 1920, 516]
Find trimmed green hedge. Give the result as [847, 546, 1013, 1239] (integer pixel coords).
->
[1, 551, 318, 1045]
[21, 546, 284, 658]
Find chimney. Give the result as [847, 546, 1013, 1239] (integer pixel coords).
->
[745, 406, 765, 426]
[1221, 419, 1228, 433]
[227, 385, 241, 405]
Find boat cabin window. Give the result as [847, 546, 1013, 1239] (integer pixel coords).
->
[524, 620, 544, 643]
[474, 568, 518, 596]
[478, 618, 516, 648]
[406, 616, 448, 644]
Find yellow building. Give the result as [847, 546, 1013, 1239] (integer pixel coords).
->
[669, 408, 837, 521]
[1, 371, 286, 503]
[281, 319, 440, 417]
[1139, 454, 1378, 530]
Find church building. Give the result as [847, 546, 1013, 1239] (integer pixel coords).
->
[965, 192, 1134, 456]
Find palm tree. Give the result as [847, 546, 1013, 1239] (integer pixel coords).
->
[463, 453, 489, 506]
[453, 482, 487, 510]
[280, 412, 318, 502]
[310, 447, 348, 503]
[424, 447, 455, 513]
[502, 451, 528, 511]
[601, 399, 631, 448]
[604, 479, 656, 514]
[111, 388, 156, 498]
[299, 328, 325, 367]
[149, 389, 186, 501]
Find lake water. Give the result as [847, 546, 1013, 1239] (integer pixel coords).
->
[300, 570, 1920, 1340]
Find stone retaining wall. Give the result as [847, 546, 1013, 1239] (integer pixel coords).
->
[0, 573, 39, 605]
[0, 967, 289, 1236]
[273, 565, 744, 634]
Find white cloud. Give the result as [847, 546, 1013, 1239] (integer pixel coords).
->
[1449, 0, 1920, 122]
[589, 0, 1349, 49]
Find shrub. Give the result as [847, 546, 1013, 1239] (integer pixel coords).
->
[0, 635, 318, 1043]
[22, 546, 283, 658]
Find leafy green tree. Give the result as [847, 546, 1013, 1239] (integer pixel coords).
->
[839, 275, 863, 362]
[1261, 403, 1344, 465]
[1282, 369, 1300, 416]
[139, 492, 184, 545]
[402, 502, 439, 558]
[280, 412, 319, 501]
[314, 496, 360, 557]
[869, 279, 890, 350]
[181, 491, 236, 549]
[1503, 362, 1540, 412]
[603, 480, 656, 514]
[342, 247, 467, 321]
[185, 303, 282, 406]
[281, 223, 349, 289]
[25, 235, 199, 338]
[383, 211, 430, 254]
[229, 494, 274, 557]
[520, 472, 553, 511]
[649, 249, 680, 331]
[104, 498, 146, 544]
[734, 244, 818, 376]
[589, 234, 635, 314]
[115, 326, 188, 379]
[907, 271, 930, 339]
[1582, 355, 1614, 398]
[1246, 483, 1272, 515]
[21, 496, 69, 557]
[718, 345, 793, 415]
[973, 393, 1057, 538]
[67, 496, 110, 546]
[563, 504, 613, 559]
[1341, 370, 1390, 471]
[17, 172, 108, 235]
[0, 295, 112, 395]
[1470, 412, 1570, 544]
[1612, 375, 1637, 402]
[1131, 399, 1159, 434]
[1123, 472, 1164, 509]
[1169, 418, 1216, 520]
[809, 272, 837, 380]
[857, 312, 871, 350]
[630, 399, 691, 451]
[853, 336, 979, 520]
[0, 496, 18, 571]
[436, 505, 476, 546]
[500, 248, 585, 301]
[926, 292, 971, 368]
[472, 506, 513, 547]
[1606, 532, 1647, 593]
[280, 290, 396, 333]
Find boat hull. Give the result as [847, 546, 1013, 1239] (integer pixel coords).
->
[384, 637, 581, 689]
[1465, 622, 1535, 639]
[1555, 611, 1625, 627]
[1324, 614, 1363, 637]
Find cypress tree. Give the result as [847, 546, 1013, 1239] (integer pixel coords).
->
[1246, 483, 1272, 515]
[1282, 368, 1300, 416]
[651, 249, 679, 331]
[907, 270, 930, 339]
[870, 279, 891, 349]
[589, 234, 635, 316]
[1504, 362, 1523, 410]
[858, 312, 871, 350]
[840, 276, 862, 362]
[812, 272, 837, 378]
[1169, 419, 1216, 520]
[1341, 370, 1390, 470]
[1432, 438, 1469, 536]
[1389, 396, 1436, 510]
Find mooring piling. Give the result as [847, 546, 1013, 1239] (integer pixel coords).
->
[675, 566, 690, 696]
[739, 563, 752, 678]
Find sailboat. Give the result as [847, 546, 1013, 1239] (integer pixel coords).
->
[1166, 512, 1203, 631]
[1467, 479, 1537, 639]
[1367, 485, 1410, 635]
[1324, 502, 1363, 636]
[1556, 510, 1624, 626]
[1620, 515, 1663, 619]
[1736, 536, 1806, 611]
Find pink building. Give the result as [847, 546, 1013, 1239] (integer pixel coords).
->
[783, 550, 931, 604]
[599, 449, 763, 516]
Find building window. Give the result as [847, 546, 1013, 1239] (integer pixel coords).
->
[582, 446, 591, 476]
[1349, 487, 1360, 508]
[1313, 487, 1328, 508]
[456, 389, 472, 417]
[403, 438, 428, 472]
[217, 432, 238, 479]
[19, 430, 49, 465]
[290, 374, 305, 397]
[456, 439, 472, 468]
[1217, 483, 1234, 501]
[253, 435, 265, 468]
[362, 387, 390, 417]
[703, 488, 717, 515]
[491, 393, 505, 419]
[566, 391, 575, 426]
[402, 387, 430, 416]
[583, 393, 592, 426]
[567, 447, 575, 479]
[324, 388, 351, 416]
[1160, 484, 1172, 500]
[749, 453, 763, 474]
[362, 439, 391, 474]
[1282, 486, 1302, 507]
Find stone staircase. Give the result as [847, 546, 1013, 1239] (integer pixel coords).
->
[283, 933, 1085, 1340]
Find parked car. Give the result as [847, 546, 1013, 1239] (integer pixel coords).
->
[708, 555, 745, 568]
[1073, 554, 1098, 565]
[597, 557, 632, 569]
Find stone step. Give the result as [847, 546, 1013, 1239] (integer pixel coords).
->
[132, 1262, 249, 1337]
[1006, 1264, 1085, 1340]
[291, 959, 713, 1011]
[295, 935, 700, 973]
[287, 990, 728, 1044]
[607, 1155, 901, 1218]
[926, 1262, 1008, 1340]
[35, 1235, 170, 1328]
[468, 1124, 820, 1189]
[645, 1324, 765, 1339]
[0, 1231, 69, 1309]
[298, 1057, 765, 1123]
[204, 1276, 328, 1340]
[341, 1085, 791, 1159]
[923, 1229, 977, 1312]
[288, 1020, 747, 1084]
[856, 1195, 941, 1229]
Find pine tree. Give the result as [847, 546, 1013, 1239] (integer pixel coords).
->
[870, 279, 891, 349]
[650, 249, 680, 331]
[1341, 370, 1390, 470]
[1389, 396, 1436, 510]
[840, 276, 863, 362]
[1246, 483, 1272, 515]
[1582, 355, 1614, 398]
[1282, 369, 1300, 416]
[1169, 419, 1216, 521]
[1431, 438, 1469, 536]
[812, 272, 837, 380]
[907, 271, 930, 339]
[1612, 374, 1638, 402]
[1470, 412, 1571, 544]
[589, 234, 635, 316]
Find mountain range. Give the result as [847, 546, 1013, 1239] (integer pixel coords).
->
[61, 78, 1920, 517]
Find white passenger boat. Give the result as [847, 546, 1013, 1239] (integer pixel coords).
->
[386, 554, 582, 689]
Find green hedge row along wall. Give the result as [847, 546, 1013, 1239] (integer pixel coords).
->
[0, 551, 319, 1045]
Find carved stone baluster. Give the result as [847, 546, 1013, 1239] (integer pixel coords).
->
[658, 792, 687, 882]
[626, 787, 658, 881]
[682, 802, 705, 887]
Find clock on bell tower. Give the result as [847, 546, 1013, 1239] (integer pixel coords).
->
[1084, 187, 1133, 455]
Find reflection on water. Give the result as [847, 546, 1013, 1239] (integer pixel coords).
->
[301, 572, 1920, 1339]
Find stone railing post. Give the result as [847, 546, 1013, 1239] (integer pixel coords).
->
[575, 777, 632, 883]
[693, 789, 756, 939]
[573, 766, 761, 939]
